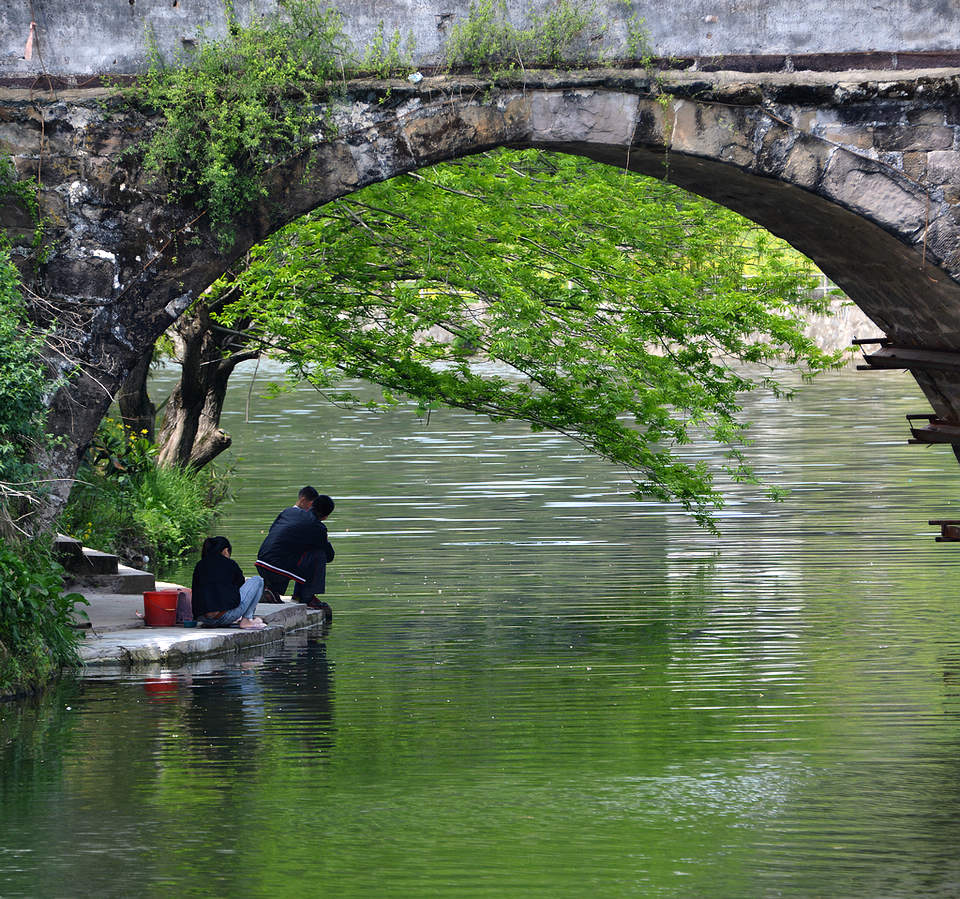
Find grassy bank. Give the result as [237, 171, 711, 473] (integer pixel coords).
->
[60, 417, 230, 573]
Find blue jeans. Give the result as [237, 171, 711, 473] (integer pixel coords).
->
[199, 576, 264, 627]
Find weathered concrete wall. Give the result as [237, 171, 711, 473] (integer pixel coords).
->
[3, 0, 960, 82]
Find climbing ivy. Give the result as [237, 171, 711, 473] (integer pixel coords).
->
[123, 0, 352, 245]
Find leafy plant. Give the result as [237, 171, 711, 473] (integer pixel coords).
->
[215, 148, 842, 531]
[0, 536, 85, 696]
[0, 247, 49, 493]
[123, 0, 351, 245]
[133, 464, 226, 568]
[62, 416, 229, 570]
[444, 0, 602, 74]
[625, 14, 654, 64]
[85, 417, 157, 484]
[360, 21, 414, 79]
[0, 154, 46, 263]
[0, 157, 85, 696]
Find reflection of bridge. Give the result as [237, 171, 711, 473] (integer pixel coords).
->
[3, 4, 960, 508]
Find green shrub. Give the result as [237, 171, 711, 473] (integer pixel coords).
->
[126, 0, 350, 246]
[445, 0, 601, 73]
[0, 157, 84, 696]
[0, 245, 49, 492]
[62, 418, 229, 572]
[133, 464, 226, 568]
[0, 536, 85, 696]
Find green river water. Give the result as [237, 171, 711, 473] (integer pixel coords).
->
[4, 363, 960, 897]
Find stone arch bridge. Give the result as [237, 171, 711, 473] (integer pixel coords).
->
[4, 65, 960, 510]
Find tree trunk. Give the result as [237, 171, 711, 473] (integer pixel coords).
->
[156, 304, 258, 470]
[116, 349, 157, 441]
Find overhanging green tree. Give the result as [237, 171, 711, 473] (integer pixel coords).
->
[145, 148, 840, 531]
[107, 2, 840, 532]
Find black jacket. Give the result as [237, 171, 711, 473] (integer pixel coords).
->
[191, 554, 244, 617]
[257, 506, 334, 569]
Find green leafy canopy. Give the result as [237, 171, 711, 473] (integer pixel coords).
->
[214, 149, 843, 530]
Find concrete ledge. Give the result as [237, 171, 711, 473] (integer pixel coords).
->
[79, 603, 327, 666]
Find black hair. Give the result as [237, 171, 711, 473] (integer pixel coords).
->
[313, 494, 335, 518]
[299, 485, 320, 503]
[202, 535, 232, 557]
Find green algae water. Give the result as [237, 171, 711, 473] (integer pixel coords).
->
[5, 364, 960, 897]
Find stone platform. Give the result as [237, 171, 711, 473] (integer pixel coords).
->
[74, 583, 328, 667]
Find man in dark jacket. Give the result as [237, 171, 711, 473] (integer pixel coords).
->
[255, 486, 335, 614]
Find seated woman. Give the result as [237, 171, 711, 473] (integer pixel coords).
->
[191, 536, 266, 630]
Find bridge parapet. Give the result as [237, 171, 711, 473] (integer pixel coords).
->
[3, 1, 960, 84]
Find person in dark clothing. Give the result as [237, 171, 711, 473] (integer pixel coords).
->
[255, 486, 335, 613]
[192, 536, 266, 629]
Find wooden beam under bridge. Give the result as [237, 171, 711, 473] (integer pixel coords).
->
[857, 342, 960, 374]
[856, 341, 960, 542]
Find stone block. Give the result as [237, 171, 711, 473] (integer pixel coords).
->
[670, 100, 722, 157]
[921, 206, 960, 274]
[821, 149, 927, 234]
[83, 124, 132, 157]
[926, 150, 960, 202]
[0, 199, 35, 232]
[0, 122, 41, 155]
[460, 104, 509, 147]
[270, 142, 358, 216]
[633, 98, 667, 147]
[403, 102, 509, 163]
[907, 108, 946, 126]
[755, 120, 796, 175]
[38, 190, 68, 226]
[42, 154, 82, 182]
[12, 156, 39, 179]
[528, 90, 638, 147]
[822, 124, 875, 150]
[45, 254, 116, 298]
[502, 96, 532, 136]
[902, 150, 928, 181]
[782, 133, 833, 188]
[670, 100, 757, 168]
[53, 534, 84, 571]
[872, 124, 955, 152]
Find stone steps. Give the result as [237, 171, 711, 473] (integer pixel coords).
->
[57, 534, 156, 593]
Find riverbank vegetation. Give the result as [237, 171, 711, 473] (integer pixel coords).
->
[59, 417, 228, 572]
[0, 236, 83, 696]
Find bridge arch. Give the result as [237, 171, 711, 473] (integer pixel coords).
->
[7, 71, 960, 506]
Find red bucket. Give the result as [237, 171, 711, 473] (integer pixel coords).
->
[143, 590, 178, 627]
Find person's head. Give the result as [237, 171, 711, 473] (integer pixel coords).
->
[202, 535, 232, 558]
[296, 485, 320, 510]
[313, 494, 335, 520]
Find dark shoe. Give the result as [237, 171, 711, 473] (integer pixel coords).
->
[305, 597, 332, 620]
[261, 587, 283, 604]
